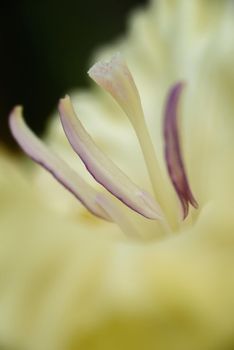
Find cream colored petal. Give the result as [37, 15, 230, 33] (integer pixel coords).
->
[0, 193, 234, 350]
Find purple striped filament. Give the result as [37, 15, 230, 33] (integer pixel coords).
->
[163, 82, 198, 219]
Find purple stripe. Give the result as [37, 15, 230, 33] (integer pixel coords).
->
[8, 110, 110, 221]
[71, 152, 157, 220]
[16, 150, 108, 220]
[59, 98, 160, 220]
[163, 82, 198, 219]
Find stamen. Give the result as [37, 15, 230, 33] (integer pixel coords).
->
[58, 95, 161, 220]
[163, 82, 198, 219]
[96, 193, 140, 238]
[9, 106, 111, 221]
[88, 53, 171, 220]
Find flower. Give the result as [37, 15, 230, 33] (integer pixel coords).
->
[2, 0, 234, 349]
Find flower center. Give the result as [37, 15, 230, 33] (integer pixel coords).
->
[9, 53, 198, 240]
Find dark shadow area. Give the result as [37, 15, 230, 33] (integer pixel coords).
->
[0, 0, 147, 148]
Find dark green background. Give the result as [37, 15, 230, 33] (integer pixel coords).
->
[0, 0, 147, 148]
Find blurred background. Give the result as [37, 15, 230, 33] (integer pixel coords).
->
[0, 0, 147, 148]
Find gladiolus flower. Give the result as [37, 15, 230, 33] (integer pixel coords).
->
[2, 0, 234, 349]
